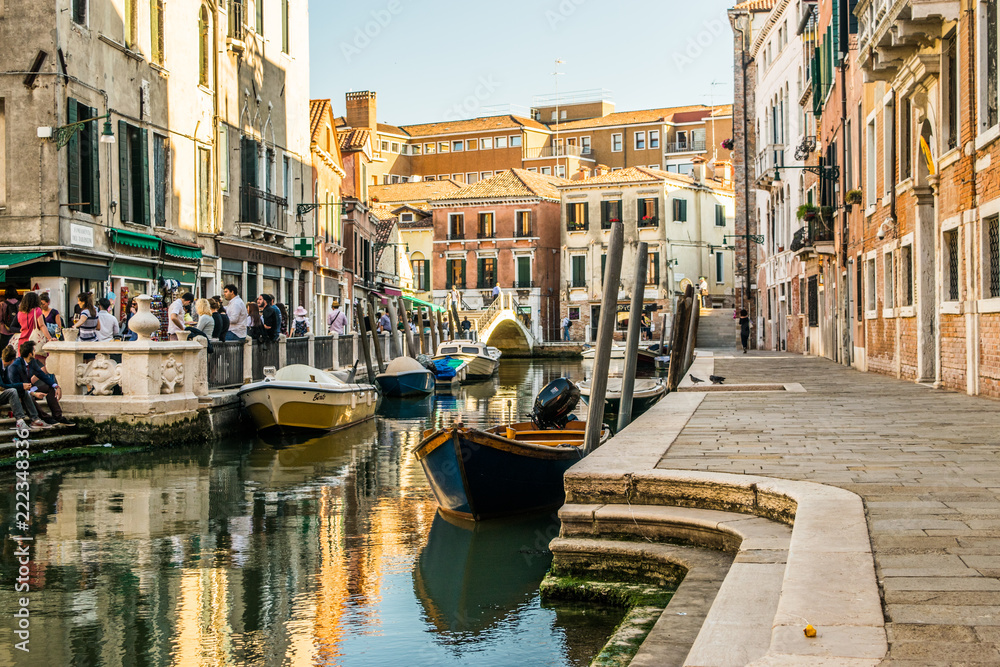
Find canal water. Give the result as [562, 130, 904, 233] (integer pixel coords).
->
[0, 359, 628, 667]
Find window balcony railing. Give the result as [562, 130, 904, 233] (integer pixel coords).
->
[239, 185, 287, 233]
[523, 145, 585, 159]
[477, 230, 496, 239]
[513, 280, 535, 289]
[514, 226, 534, 238]
[637, 217, 659, 228]
[566, 221, 588, 232]
[664, 139, 706, 154]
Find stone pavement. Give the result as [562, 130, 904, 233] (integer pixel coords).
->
[657, 351, 1000, 665]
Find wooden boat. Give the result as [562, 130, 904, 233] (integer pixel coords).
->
[578, 377, 667, 425]
[238, 364, 378, 433]
[433, 340, 501, 380]
[375, 356, 435, 397]
[414, 420, 608, 521]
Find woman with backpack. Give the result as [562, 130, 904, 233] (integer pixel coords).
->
[0, 286, 20, 350]
[292, 306, 310, 337]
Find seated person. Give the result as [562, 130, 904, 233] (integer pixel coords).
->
[0, 345, 49, 430]
[8, 341, 72, 426]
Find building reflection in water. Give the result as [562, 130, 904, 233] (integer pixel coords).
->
[0, 359, 621, 666]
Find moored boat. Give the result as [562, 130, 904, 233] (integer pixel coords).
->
[375, 356, 435, 397]
[578, 377, 667, 425]
[432, 340, 501, 380]
[581, 343, 625, 360]
[414, 378, 609, 521]
[431, 355, 469, 391]
[238, 364, 378, 433]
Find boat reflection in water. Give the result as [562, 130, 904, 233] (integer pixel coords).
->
[414, 511, 557, 636]
[377, 393, 436, 420]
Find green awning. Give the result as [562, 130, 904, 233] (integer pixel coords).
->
[163, 242, 203, 260]
[161, 267, 198, 284]
[111, 260, 155, 280]
[110, 228, 161, 251]
[401, 293, 446, 312]
[0, 252, 48, 281]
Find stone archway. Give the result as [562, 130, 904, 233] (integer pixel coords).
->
[480, 311, 533, 354]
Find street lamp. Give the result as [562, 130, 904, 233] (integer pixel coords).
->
[48, 111, 115, 149]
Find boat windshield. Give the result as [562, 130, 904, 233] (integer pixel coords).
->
[462, 347, 480, 355]
[440, 347, 459, 354]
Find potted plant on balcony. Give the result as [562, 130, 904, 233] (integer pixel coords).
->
[845, 189, 863, 212]
[797, 204, 818, 222]
[721, 138, 734, 151]
[641, 215, 656, 226]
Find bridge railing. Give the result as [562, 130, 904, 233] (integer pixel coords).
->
[475, 291, 508, 334]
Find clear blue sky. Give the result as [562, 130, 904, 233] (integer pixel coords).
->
[308, 0, 735, 125]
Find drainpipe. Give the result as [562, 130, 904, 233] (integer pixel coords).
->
[840, 52, 850, 366]
[890, 89, 901, 378]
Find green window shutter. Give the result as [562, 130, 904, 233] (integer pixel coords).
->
[67, 99, 81, 212]
[832, 0, 840, 64]
[567, 204, 575, 225]
[445, 261, 452, 289]
[654, 197, 660, 222]
[637, 199, 644, 224]
[601, 254, 606, 282]
[460, 259, 466, 287]
[119, 120, 130, 222]
[88, 106, 101, 214]
[477, 257, 484, 286]
[140, 128, 151, 225]
[651, 252, 660, 284]
[583, 202, 589, 230]
[600, 200, 607, 225]
[424, 261, 431, 291]
[681, 200, 687, 221]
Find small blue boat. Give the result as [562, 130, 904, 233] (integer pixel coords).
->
[375, 357, 435, 398]
[431, 356, 469, 390]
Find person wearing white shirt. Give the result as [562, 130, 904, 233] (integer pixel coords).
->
[223, 284, 248, 340]
[95, 298, 120, 342]
[167, 292, 194, 340]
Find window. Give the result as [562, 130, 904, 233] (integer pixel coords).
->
[476, 256, 497, 288]
[118, 121, 150, 225]
[672, 198, 687, 222]
[510, 135, 521, 147]
[445, 258, 466, 289]
[601, 200, 622, 230]
[516, 210, 532, 237]
[425, 142, 436, 154]
[495, 136, 508, 149]
[648, 164, 660, 171]
[945, 229, 960, 300]
[802, 277, 808, 316]
[153, 133, 168, 226]
[229, 0, 245, 38]
[612, 133, 622, 152]
[845, 119, 853, 189]
[380, 140, 389, 152]
[571, 255, 587, 288]
[391, 142, 400, 153]
[283, 155, 292, 211]
[151, 0, 165, 64]
[452, 173, 463, 182]
[197, 147, 211, 232]
[634, 131, 646, 150]
[66, 98, 101, 215]
[466, 172, 478, 184]
[411, 144, 421, 155]
[255, 0, 263, 34]
[567, 202, 588, 231]
[527, 167, 537, 172]
[516, 256, 531, 287]
[281, 0, 289, 53]
[715, 204, 726, 227]
[199, 6, 211, 87]
[438, 142, 449, 153]
[677, 130, 688, 148]
[412, 259, 429, 291]
[466, 139, 477, 151]
[449, 140, 462, 152]
[856, 259, 863, 318]
[715, 252, 725, 284]
[480, 171, 492, 180]
[581, 136, 591, 154]
[448, 213, 464, 239]
[866, 256, 877, 311]
[481, 137, 493, 150]
[637, 198, 658, 227]
[986, 215, 1000, 298]
[647, 252, 660, 285]
[900, 244, 915, 306]
[808, 275, 819, 326]
[478, 212, 494, 238]
[866, 118, 876, 206]
[601, 254, 606, 281]
[649, 130, 660, 149]
[883, 101, 893, 196]
[556, 165, 566, 178]
[72, 0, 87, 25]
[943, 33, 958, 150]
[240, 136, 259, 222]
[983, 0, 998, 131]
[125, 0, 138, 48]
[898, 99, 911, 181]
[540, 166, 551, 175]
[884, 251, 895, 309]
[218, 127, 229, 192]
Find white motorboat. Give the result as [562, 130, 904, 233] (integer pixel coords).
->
[433, 340, 501, 380]
[581, 343, 626, 360]
[578, 377, 667, 423]
[239, 364, 378, 433]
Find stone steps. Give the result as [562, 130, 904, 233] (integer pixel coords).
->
[0, 414, 90, 455]
[696, 311, 738, 348]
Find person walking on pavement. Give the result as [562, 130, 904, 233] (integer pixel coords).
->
[461, 317, 471, 339]
[293, 306, 310, 337]
[492, 282, 500, 304]
[223, 285, 247, 341]
[739, 309, 751, 354]
[327, 302, 347, 335]
[561, 315, 571, 341]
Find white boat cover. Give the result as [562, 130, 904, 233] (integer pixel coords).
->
[274, 364, 346, 385]
[383, 356, 427, 374]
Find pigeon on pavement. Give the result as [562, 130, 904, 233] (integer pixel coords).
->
[689, 375, 704, 384]
[709, 375, 726, 385]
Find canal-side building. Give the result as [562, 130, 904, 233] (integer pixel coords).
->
[558, 166, 735, 342]
[310, 99, 347, 331]
[429, 169, 567, 342]
[0, 0, 313, 319]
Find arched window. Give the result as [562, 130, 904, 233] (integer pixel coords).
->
[198, 6, 210, 87]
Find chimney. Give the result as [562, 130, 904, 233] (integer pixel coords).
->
[594, 164, 609, 176]
[572, 166, 590, 180]
[691, 156, 706, 183]
[345, 91, 377, 130]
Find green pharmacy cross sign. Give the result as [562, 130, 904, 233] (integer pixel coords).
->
[293, 237, 315, 258]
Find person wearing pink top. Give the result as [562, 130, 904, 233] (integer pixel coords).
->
[15, 291, 54, 352]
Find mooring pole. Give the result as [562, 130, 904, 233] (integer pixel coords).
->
[366, 296, 386, 372]
[429, 304, 440, 352]
[417, 305, 427, 355]
[387, 297, 401, 359]
[585, 221, 624, 454]
[397, 297, 417, 357]
[355, 305, 376, 383]
[618, 241, 648, 433]
[659, 313, 667, 353]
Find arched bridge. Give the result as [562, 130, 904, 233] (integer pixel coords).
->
[475, 292, 534, 353]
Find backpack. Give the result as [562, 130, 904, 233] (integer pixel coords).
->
[1, 301, 19, 334]
[293, 319, 308, 337]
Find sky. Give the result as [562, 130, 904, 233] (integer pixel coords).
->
[308, 0, 736, 126]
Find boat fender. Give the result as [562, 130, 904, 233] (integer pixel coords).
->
[365, 391, 372, 406]
[351, 392, 357, 409]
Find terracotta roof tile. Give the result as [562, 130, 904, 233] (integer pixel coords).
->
[309, 100, 330, 142]
[431, 169, 568, 202]
[337, 128, 370, 152]
[377, 123, 408, 136]
[732, 0, 776, 11]
[369, 179, 465, 206]
[550, 104, 729, 131]
[400, 115, 546, 137]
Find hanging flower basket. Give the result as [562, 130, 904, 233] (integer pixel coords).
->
[721, 138, 734, 150]
[845, 189, 863, 205]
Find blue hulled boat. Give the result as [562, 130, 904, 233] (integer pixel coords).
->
[375, 356, 435, 398]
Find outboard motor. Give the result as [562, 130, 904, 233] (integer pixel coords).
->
[531, 378, 581, 430]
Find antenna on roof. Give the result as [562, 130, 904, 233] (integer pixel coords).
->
[703, 81, 729, 162]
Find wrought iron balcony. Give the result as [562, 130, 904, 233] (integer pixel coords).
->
[664, 139, 706, 154]
[524, 145, 585, 159]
